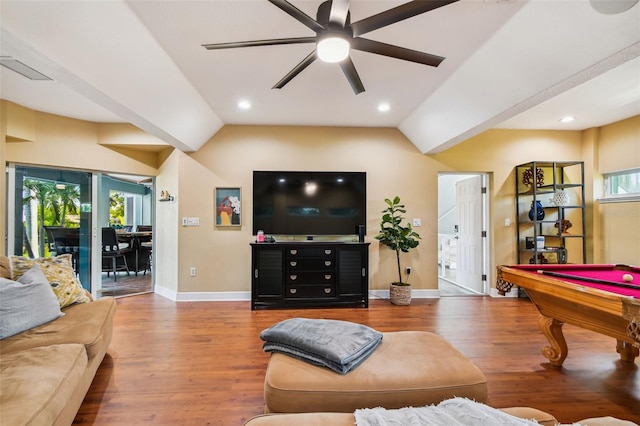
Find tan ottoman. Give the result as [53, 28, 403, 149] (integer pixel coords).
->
[264, 331, 488, 413]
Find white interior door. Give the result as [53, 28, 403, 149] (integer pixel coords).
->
[456, 176, 484, 293]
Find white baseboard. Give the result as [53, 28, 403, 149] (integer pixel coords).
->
[154, 285, 520, 302]
[368, 288, 440, 300]
[489, 287, 519, 298]
[153, 285, 442, 302]
[154, 285, 251, 302]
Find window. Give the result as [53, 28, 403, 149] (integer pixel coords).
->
[603, 169, 640, 201]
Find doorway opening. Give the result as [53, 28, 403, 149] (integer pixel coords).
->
[98, 173, 154, 298]
[437, 173, 490, 296]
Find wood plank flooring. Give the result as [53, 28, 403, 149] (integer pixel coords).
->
[75, 294, 640, 425]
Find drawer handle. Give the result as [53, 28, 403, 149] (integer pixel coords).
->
[324, 274, 332, 280]
[290, 275, 297, 281]
[290, 249, 298, 255]
[324, 288, 331, 294]
[325, 261, 332, 266]
[324, 249, 332, 255]
[290, 261, 297, 267]
[290, 288, 297, 294]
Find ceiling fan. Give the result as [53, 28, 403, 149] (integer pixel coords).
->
[202, 0, 459, 94]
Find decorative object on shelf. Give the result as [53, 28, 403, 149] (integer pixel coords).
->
[557, 247, 568, 264]
[529, 253, 548, 264]
[521, 167, 544, 192]
[528, 200, 545, 221]
[159, 190, 174, 202]
[555, 219, 573, 234]
[551, 189, 569, 206]
[215, 187, 241, 227]
[375, 196, 421, 305]
[525, 237, 535, 249]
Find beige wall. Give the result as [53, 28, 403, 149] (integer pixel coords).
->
[598, 115, 640, 174]
[593, 115, 640, 265]
[183, 125, 440, 293]
[2, 100, 638, 294]
[429, 129, 585, 275]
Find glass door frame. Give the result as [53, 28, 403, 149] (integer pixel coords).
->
[7, 164, 93, 289]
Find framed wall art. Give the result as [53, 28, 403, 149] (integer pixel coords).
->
[215, 187, 241, 227]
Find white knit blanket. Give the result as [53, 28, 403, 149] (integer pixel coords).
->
[355, 398, 547, 426]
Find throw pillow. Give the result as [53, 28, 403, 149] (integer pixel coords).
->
[0, 264, 64, 339]
[10, 254, 91, 308]
[0, 256, 10, 279]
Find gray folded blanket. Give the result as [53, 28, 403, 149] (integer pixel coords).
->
[260, 318, 383, 374]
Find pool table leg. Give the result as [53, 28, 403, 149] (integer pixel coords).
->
[538, 315, 568, 367]
[616, 340, 639, 363]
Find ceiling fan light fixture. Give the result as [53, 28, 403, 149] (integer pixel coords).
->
[317, 34, 350, 63]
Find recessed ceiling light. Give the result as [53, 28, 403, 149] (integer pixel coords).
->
[378, 103, 390, 112]
[559, 116, 575, 123]
[238, 100, 251, 110]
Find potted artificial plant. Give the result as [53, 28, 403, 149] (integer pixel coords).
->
[375, 196, 421, 305]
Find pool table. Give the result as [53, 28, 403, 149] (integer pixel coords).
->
[496, 264, 640, 367]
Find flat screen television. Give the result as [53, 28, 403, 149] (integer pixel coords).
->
[253, 171, 366, 236]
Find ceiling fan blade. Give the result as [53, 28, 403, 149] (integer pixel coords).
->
[273, 50, 318, 89]
[339, 57, 365, 95]
[268, 0, 325, 32]
[351, 37, 444, 67]
[203, 37, 315, 50]
[350, 0, 459, 37]
[329, 0, 351, 27]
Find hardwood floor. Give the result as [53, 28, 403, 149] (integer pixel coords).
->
[75, 294, 640, 425]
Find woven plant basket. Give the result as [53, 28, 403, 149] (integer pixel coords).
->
[390, 284, 412, 306]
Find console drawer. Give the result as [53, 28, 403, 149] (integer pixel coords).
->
[286, 285, 335, 298]
[287, 258, 334, 270]
[287, 272, 335, 285]
[287, 247, 334, 258]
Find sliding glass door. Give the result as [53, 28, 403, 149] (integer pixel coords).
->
[9, 165, 93, 289]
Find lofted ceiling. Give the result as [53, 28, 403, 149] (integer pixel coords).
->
[1, 0, 639, 154]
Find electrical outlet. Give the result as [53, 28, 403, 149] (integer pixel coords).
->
[190, 267, 196, 277]
[412, 218, 421, 227]
[406, 266, 412, 275]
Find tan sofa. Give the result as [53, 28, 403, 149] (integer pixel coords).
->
[243, 409, 638, 426]
[0, 255, 117, 426]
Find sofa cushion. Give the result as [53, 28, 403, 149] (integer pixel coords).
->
[243, 409, 639, 426]
[0, 343, 88, 426]
[0, 265, 64, 339]
[10, 254, 91, 308]
[0, 297, 116, 361]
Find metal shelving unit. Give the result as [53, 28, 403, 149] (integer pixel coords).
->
[515, 161, 586, 265]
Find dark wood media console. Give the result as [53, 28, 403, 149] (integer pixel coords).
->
[250, 242, 370, 310]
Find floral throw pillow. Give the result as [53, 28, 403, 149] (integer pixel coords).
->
[0, 256, 10, 279]
[10, 254, 91, 308]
